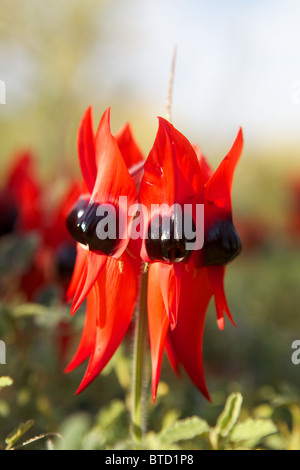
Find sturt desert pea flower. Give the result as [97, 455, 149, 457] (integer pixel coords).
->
[65, 107, 144, 393]
[139, 118, 243, 402]
[66, 107, 143, 314]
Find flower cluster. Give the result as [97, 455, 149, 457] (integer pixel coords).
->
[65, 107, 243, 402]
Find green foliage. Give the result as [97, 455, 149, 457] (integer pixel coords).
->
[5, 419, 35, 450]
[215, 392, 243, 437]
[0, 376, 13, 391]
[159, 416, 210, 445]
[50, 392, 279, 450]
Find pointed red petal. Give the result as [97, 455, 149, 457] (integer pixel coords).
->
[193, 144, 213, 185]
[147, 262, 170, 402]
[66, 243, 89, 303]
[165, 332, 180, 376]
[75, 252, 139, 394]
[65, 286, 98, 373]
[158, 262, 182, 330]
[71, 251, 107, 315]
[207, 265, 236, 330]
[77, 107, 97, 194]
[115, 123, 144, 186]
[168, 266, 213, 401]
[140, 118, 201, 210]
[205, 128, 243, 214]
[114, 123, 144, 168]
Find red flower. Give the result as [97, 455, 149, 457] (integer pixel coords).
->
[139, 118, 243, 402]
[66, 107, 143, 314]
[66, 108, 243, 402]
[65, 107, 143, 393]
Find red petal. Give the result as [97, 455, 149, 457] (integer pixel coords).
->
[147, 262, 170, 402]
[77, 107, 97, 194]
[114, 123, 144, 168]
[158, 262, 182, 330]
[168, 265, 213, 401]
[65, 286, 98, 372]
[71, 250, 106, 315]
[165, 332, 180, 376]
[207, 265, 236, 330]
[75, 252, 139, 394]
[205, 127, 243, 214]
[66, 243, 89, 303]
[193, 144, 213, 185]
[115, 123, 144, 186]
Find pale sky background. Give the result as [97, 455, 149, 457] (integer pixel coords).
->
[1, 0, 300, 162]
[85, 0, 300, 154]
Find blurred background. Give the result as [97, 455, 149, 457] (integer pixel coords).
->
[0, 0, 300, 450]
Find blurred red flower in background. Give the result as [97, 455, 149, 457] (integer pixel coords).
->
[0, 150, 81, 302]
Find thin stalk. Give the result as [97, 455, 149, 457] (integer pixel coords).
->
[165, 44, 178, 122]
[131, 268, 149, 443]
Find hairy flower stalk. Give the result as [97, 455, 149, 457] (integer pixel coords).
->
[131, 268, 149, 442]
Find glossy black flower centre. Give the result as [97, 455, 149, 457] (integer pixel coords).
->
[145, 212, 195, 263]
[66, 198, 120, 256]
[203, 219, 242, 266]
[66, 196, 89, 245]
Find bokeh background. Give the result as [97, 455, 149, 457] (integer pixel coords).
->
[0, 0, 300, 450]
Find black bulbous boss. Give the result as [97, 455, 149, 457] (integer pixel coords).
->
[145, 211, 196, 264]
[66, 197, 120, 256]
[203, 218, 242, 266]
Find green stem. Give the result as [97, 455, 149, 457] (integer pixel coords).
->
[131, 268, 149, 443]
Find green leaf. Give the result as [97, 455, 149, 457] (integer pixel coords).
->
[215, 392, 243, 437]
[0, 376, 13, 391]
[230, 418, 278, 445]
[159, 416, 210, 444]
[5, 419, 34, 450]
[96, 399, 126, 429]
[54, 413, 91, 450]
